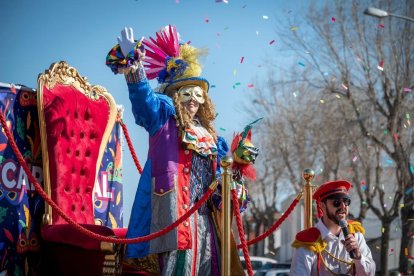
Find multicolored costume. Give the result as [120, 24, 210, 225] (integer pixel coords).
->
[106, 25, 246, 275]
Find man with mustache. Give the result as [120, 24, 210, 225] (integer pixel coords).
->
[290, 180, 376, 275]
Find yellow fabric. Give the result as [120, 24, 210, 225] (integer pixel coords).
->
[291, 237, 327, 254]
[176, 44, 203, 80]
[348, 220, 365, 235]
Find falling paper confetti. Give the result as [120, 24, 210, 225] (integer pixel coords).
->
[405, 187, 413, 195]
[393, 133, 399, 140]
[211, 85, 216, 88]
[247, 84, 254, 88]
[404, 87, 412, 92]
[240, 57, 244, 63]
[298, 62, 305, 67]
[269, 39, 275, 45]
[291, 26, 298, 31]
[352, 156, 358, 162]
[378, 24, 385, 28]
[205, 18, 209, 23]
[331, 17, 336, 22]
[263, 15, 269, 20]
[219, 127, 226, 131]
[233, 69, 237, 76]
[341, 83, 348, 90]
[319, 99, 325, 104]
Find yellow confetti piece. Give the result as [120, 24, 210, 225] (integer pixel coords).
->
[381, 227, 385, 233]
[400, 204, 405, 208]
[320, 99, 325, 104]
[291, 26, 298, 31]
[335, 94, 341, 99]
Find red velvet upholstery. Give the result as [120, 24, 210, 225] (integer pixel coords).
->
[42, 83, 109, 225]
[38, 62, 119, 275]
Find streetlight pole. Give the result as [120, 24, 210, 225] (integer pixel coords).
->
[364, 7, 414, 22]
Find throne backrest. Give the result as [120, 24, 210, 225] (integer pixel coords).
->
[37, 61, 117, 225]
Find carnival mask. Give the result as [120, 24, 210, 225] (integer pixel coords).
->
[178, 85, 205, 104]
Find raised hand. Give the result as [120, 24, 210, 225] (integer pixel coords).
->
[117, 27, 136, 57]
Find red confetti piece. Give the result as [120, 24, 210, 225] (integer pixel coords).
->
[205, 18, 209, 23]
[393, 133, 399, 140]
[269, 39, 275, 45]
[247, 84, 254, 88]
[240, 57, 244, 63]
[379, 60, 384, 67]
[331, 17, 336, 22]
[378, 24, 385, 28]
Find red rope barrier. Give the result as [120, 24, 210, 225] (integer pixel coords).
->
[119, 120, 143, 174]
[0, 110, 215, 244]
[232, 189, 253, 276]
[237, 193, 302, 249]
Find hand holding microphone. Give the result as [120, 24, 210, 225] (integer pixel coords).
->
[339, 220, 361, 259]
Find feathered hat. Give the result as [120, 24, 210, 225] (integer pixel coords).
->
[142, 25, 209, 93]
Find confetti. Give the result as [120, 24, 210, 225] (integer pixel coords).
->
[319, 99, 325, 104]
[404, 87, 412, 92]
[233, 69, 237, 76]
[269, 39, 275, 45]
[211, 85, 216, 88]
[341, 83, 348, 90]
[240, 56, 244, 63]
[335, 94, 341, 99]
[224, 27, 229, 31]
[378, 60, 384, 71]
[405, 187, 413, 195]
[205, 18, 209, 23]
[293, 92, 297, 97]
[352, 156, 358, 162]
[256, 31, 259, 36]
[186, 40, 191, 44]
[393, 133, 399, 140]
[407, 114, 411, 119]
[298, 62, 305, 67]
[219, 127, 226, 131]
[263, 15, 269, 20]
[235, 82, 241, 86]
[331, 17, 336, 22]
[247, 84, 254, 88]
[291, 26, 298, 31]
[378, 24, 385, 28]
[242, 4, 247, 8]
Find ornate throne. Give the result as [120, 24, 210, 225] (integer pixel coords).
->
[37, 61, 122, 275]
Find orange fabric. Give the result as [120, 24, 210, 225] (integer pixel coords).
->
[177, 141, 192, 249]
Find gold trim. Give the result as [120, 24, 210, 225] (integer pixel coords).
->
[152, 174, 177, 196]
[37, 61, 117, 224]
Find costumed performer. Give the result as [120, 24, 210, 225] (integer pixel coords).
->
[106, 25, 249, 275]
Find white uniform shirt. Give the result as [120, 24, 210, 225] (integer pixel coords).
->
[290, 220, 376, 276]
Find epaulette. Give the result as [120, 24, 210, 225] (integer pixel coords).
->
[348, 220, 365, 235]
[291, 227, 327, 254]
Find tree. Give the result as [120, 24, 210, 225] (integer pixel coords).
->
[271, 0, 414, 273]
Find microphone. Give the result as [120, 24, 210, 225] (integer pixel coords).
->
[339, 220, 356, 259]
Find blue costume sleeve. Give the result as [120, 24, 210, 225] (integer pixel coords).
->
[127, 80, 176, 136]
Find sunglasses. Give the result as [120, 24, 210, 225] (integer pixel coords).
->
[330, 198, 351, 208]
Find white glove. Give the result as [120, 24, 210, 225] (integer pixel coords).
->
[117, 27, 137, 57]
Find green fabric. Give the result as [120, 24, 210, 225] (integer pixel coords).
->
[175, 250, 187, 276]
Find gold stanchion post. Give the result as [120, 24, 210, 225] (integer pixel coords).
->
[302, 168, 315, 229]
[220, 156, 233, 276]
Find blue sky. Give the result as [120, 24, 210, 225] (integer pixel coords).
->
[0, 0, 306, 225]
